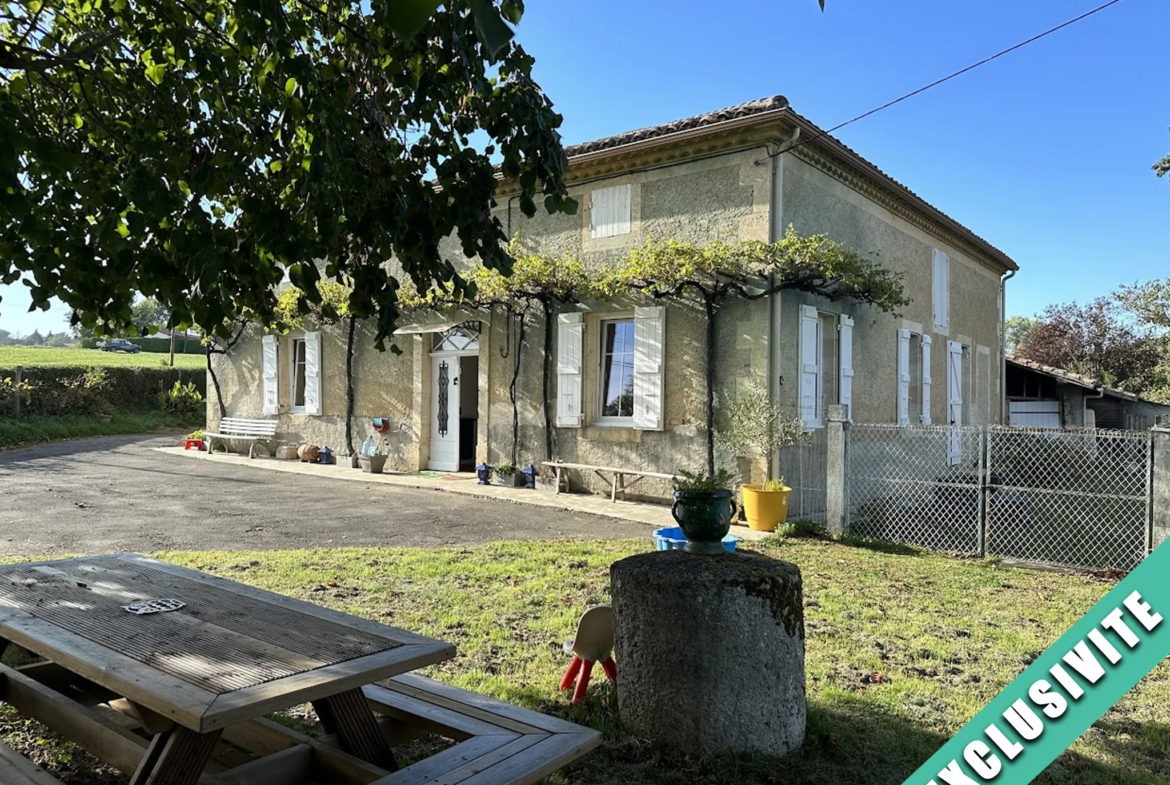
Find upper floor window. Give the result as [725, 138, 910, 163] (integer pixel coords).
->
[599, 318, 635, 421]
[933, 248, 950, 331]
[590, 184, 632, 239]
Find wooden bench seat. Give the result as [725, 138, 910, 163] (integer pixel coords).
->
[205, 418, 279, 459]
[0, 740, 64, 785]
[366, 673, 602, 785]
[543, 461, 676, 502]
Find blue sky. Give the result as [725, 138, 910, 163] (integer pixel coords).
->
[1, 0, 1167, 335]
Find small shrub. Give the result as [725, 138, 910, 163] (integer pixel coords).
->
[186, 429, 205, 440]
[493, 462, 518, 475]
[77, 337, 100, 349]
[674, 469, 735, 492]
[159, 381, 204, 418]
[776, 519, 829, 539]
[762, 477, 789, 493]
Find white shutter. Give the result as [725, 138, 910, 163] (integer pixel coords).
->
[897, 328, 910, 425]
[798, 305, 820, 427]
[921, 334, 932, 425]
[632, 306, 665, 430]
[933, 249, 950, 331]
[303, 331, 322, 415]
[590, 184, 632, 239]
[262, 335, 279, 415]
[838, 314, 853, 421]
[947, 340, 963, 466]
[556, 313, 584, 427]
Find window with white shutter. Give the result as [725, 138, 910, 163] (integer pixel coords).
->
[303, 331, 322, 415]
[838, 314, 854, 421]
[921, 334, 932, 425]
[798, 305, 820, 428]
[632, 306, 666, 430]
[262, 335, 279, 415]
[933, 249, 950, 332]
[590, 184, 632, 239]
[897, 329, 911, 424]
[556, 313, 584, 427]
[947, 340, 963, 465]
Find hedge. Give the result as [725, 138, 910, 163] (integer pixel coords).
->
[0, 365, 206, 417]
[134, 336, 205, 354]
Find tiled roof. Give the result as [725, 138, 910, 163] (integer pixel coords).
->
[560, 95, 1017, 272]
[563, 95, 789, 157]
[1007, 354, 1100, 389]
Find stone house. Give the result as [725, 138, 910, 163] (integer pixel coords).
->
[208, 95, 1020, 493]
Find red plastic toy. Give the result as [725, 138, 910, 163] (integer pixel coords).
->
[559, 605, 617, 705]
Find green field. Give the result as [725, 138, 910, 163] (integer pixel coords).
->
[0, 346, 205, 369]
[1, 538, 1163, 785]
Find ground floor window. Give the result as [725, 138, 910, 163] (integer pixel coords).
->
[599, 318, 635, 421]
[291, 337, 307, 411]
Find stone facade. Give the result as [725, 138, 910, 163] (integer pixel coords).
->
[208, 98, 1017, 498]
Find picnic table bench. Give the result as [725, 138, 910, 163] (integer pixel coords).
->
[204, 418, 278, 458]
[543, 461, 676, 502]
[0, 554, 600, 785]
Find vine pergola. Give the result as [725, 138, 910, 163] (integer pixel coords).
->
[216, 229, 905, 476]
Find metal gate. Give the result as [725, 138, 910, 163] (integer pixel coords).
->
[847, 424, 985, 553]
[985, 426, 1151, 570]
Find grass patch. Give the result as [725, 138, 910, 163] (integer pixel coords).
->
[3, 540, 1167, 784]
[0, 346, 205, 369]
[0, 412, 201, 450]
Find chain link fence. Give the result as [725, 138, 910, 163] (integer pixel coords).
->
[779, 426, 829, 526]
[841, 423, 1152, 570]
[986, 427, 1150, 570]
[847, 424, 985, 553]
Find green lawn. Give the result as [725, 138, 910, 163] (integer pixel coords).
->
[0, 346, 205, 369]
[0, 412, 202, 450]
[2, 538, 1166, 785]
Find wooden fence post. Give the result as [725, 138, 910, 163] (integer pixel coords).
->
[13, 366, 21, 418]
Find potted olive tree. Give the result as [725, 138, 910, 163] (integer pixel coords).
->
[671, 469, 737, 553]
[716, 384, 807, 532]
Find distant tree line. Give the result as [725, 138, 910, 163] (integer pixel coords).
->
[1009, 280, 1170, 404]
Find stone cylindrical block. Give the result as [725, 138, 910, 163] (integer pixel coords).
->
[611, 550, 805, 758]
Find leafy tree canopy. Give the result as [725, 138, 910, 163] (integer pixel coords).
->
[1004, 315, 1038, 355]
[1, 0, 575, 348]
[1018, 297, 1167, 397]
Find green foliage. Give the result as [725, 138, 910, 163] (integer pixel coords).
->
[275, 281, 355, 329]
[715, 383, 807, 472]
[0, 346, 205, 368]
[0, 0, 574, 349]
[601, 227, 908, 313]
[463, 242, 591, 308]
[0, 365, 205, 416]
[763, 478, 790, 492]
[77, 337, 100, 350]
[0, 412, 203, 450]
[673, 469, 735, 492]
[1004, 315, 1038, 355]
[1118, 279, 1170, 330]
[0, 374, 34, 407]
[776, 518, 829, 539]
[492, 462, 518, 475]
[158, 380, 205, 419]
[186, 429, 205, 441]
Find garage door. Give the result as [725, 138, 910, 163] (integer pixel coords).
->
[1009, 400, 1061, 429]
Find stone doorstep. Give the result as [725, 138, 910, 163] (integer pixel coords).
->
[154, 447, 772, 542]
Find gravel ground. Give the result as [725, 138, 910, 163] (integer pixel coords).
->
[0, 434, 648, 557]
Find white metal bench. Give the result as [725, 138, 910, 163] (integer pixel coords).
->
[205, 417, 279, 459]
[543, 461, 676, 502]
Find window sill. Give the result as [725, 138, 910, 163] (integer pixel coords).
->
[289, 407, 307, 415]
[592, 418, 635, 429]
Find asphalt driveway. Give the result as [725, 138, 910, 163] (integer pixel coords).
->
[0, 434, 648, 557]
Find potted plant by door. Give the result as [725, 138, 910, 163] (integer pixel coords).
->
[716, 384, 807, 532]
[359, 449, 387, 474]
[671, 470, 738, 553]
[492, 462, 526, 487]
[535, 466, 560, 493]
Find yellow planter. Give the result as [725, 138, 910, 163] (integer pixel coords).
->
[741, 484, 792, 532]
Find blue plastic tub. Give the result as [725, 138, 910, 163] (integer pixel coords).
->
[653, 526, 742, 553]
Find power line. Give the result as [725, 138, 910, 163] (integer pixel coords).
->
[771, 0, 1128, 159]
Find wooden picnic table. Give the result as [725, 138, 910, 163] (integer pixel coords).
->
[0, 554, 455, 785]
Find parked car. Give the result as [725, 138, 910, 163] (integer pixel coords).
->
[98, 338, 141, 353]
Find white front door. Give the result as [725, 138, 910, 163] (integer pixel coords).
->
[429, 355, 460, 472]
